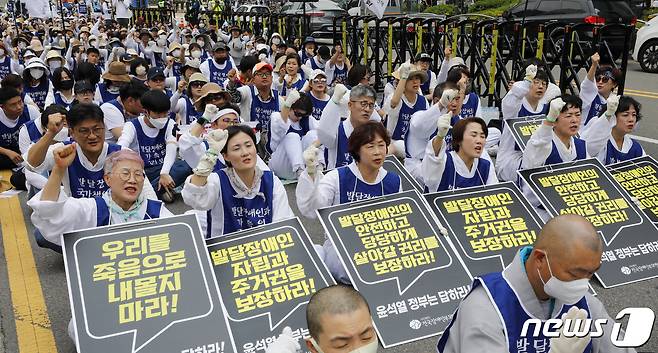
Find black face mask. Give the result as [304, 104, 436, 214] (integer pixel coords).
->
[60, 80, 74, 90]
[215, 57, 226, 65]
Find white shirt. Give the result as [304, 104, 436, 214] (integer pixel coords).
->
[117, 115, 178, 175]
[295, 162, 402, 219]
[404, 103, 445, 185]
[112, 0, 132, 18]
[324, 61, 346, 86]
[383, 93, 428, 140]
[101, 99, 128, 144]
[181, 170, 294, 237]
[579, 76, 607, 133]
[28, 191, 172, 245]
[268, 112, 319, 153]
[579, 112, 646, 165]
[199, 57, 237, 83]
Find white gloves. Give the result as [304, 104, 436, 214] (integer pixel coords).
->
[439, 88, 459, 108]
[303, 143, 320, 176]
[265, 327, 300, 353]
[436, 113, 452, 139]
[547, 98, 566, 123]
[193, 129, 228, 177]
[548, 307, 591, 353]
[399, 62, 412, 80]
[283, 89, 301, 109]
[201, 104, 219, 124]
[525, 64, 537, 82]
[605, 93, 620, 118]
[331, 84, 348, 104]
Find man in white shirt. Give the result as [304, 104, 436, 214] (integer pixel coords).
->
[112, 0, 132, 27]
[101, 80, 148, 143]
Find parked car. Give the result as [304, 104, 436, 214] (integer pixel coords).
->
[503, 0, 637, 61]
[234, 4, 270, 14]
[633, 15, 658, 73]
[280, 0, 348, 34]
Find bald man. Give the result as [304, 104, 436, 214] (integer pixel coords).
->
[437, 214, 635, 353]
[266, 285, 379, 353]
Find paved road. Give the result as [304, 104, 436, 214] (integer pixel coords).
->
[0, 61, 657, 353]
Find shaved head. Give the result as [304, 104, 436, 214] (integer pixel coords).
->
[306, 285, 370, 339]
[534, 214, 602, 260]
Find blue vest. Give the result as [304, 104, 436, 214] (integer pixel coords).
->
[249, 86, 279, 128]
[107, 99, 125, 119]
[25, 120, 43, 143]
[392, 93, 427, 140]
[309, 92, 329, 121]
[545, 138, 587, 165]
[333, 64, 348, 85]
[519, 102, 549, 118]
[207, 169, 275, 237]
[184, 96, 202, 125]
[172, 61, 184, 78]
[153, 52, 165, 68]
[95, 197, 163, 226]
[420, 69, 432, 95]
[280, 76, 306, 96]
[25, 79, 49, 110]
[335, 121, 352, 168]
[460, 92, 479, 118]
[266, 116, 311, 154]
[66, 142, 121, 198]
[443, 114, 467, 153]
[437, 272, 593, 353]
[0, 106, 31, 149]
[436, 153, 491, 192]
[605, 139, 643, 165]
[338, 166, 400, 203]
[53, 91, 72, 110]
[97, 82, 119, 103]
[585, 94, 605, 126]
[207, 59, 232, 86]
[130, 118, 169, 167]
[78, 3, 88, 14]
[0, 56, 11, 81]
[309, 57, 324, 70]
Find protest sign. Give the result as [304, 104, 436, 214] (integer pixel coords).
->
[425, 182, 544, 276]
[63, 214, 236, 353]
[383, 155, 424, 193]
[519, 158, 658, 287]
[206, 218, 334, 353]
[317, 190, 472, 347]
[504, 115, 546, 150]
[608, 155, 658, 223]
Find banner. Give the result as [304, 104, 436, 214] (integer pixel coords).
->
[206, 218, 334, 353]
[363, 0, 388, 19]
[519, 158, 658, 287]
[608, 155, 658, 223]
[63, 214, 237, 353]
[383, 155, 424, 193]
[425, 182, 544, 276]
[317, 191, 472, 347]
[505, 115, 547, 150]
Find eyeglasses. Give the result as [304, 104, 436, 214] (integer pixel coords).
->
[76, 126, 105, 137]
[531, 79, 548, 88]
[293, 110, 309, 118]
[351, 100, 375, 110]
[206, 93, 225, 101]
[312, 78, 327, 84]
[254, 72, 272, 79]
[113, 169, 145, 182]
[596, 75, 610, 83]
[190, 81, 205, 88]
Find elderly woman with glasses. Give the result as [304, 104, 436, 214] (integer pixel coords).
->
[28, 147, 173, 247]
[304, 69, 330, 121]
[579, 52, 622, 132]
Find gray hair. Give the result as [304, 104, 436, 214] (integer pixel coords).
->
[349, 84, 376, 101]
[103, 149, 144, 175]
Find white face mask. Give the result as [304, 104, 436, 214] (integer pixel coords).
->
[159, 34, 167, 41]
[191, 50, 202, 59]
[49, 61, 61, 70]
[54, 127, 69, 141]
[135, 66, 147, 76]
[107, 85, 121, 94]
[196, 40, 205, 47]
[157, 38, 167, 47]
[537, 251, 590, 305]
[310, 338, 378, 353]
[149, 116, 169, 129]
[172, 49, 181, 57]
[271, 37, 280, 45]
[30, 68, 45, 79]
[242, 35, 250, 42]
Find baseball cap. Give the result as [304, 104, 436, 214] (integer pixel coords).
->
[253, 62, 273, 74]
[309, 69, 327, 80]
[147, 67, 166, 81]
[415, 52, 432, 62]
[213, 42, 228, 51]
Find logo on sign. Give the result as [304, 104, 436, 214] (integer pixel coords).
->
[520, 308, 655, 348]
[409, 320, 422, 330]
[621, 266, 631, 275]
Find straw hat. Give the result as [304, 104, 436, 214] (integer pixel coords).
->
[102, 61, 131, 82]
[392, 63, 428, 83]
[193, 82, 230, 110]
[188, 72, 208, 84]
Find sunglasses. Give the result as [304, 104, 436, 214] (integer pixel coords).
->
[312, 78, 327, 84]
[206, 93, 225, 101]
[293, 110, 308, 118]
[190, 81, 205, 88]
[596, 75, 611, 83]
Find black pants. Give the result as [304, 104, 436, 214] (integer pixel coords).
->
[0, 146, 27, 190]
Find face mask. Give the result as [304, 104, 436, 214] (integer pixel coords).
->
[60, 80, 74, 90]
[191, 50, 202, 59]
[172, 49, 181, 57]
[108, 85, 121, 94]
[49, 61, 62, 70]
[310, 338, 377, 353]
[135, 66, 147, 76]
[196, 40, 205, 47]
[242, 35, 250, 42]
[159, 34, 167, 40]
[271, 37, 280, 45]
[537, 251, 590, 305]
[149, 117, 168, 129]
[215, 57, 226, 65]
[54, 127, 69, 141]
[30, 68, 45, 79]
[157, 38, 166, 47]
